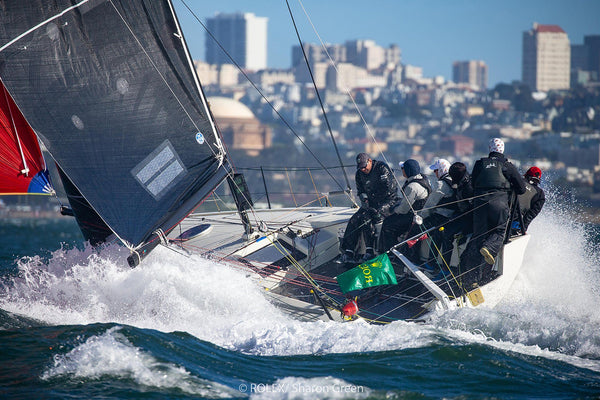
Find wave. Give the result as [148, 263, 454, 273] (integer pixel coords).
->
[1, 197, 599, 371]
[41, 325, 238, 397]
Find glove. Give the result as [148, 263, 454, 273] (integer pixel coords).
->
[368, 207, 382, 222]
[413, 214, 423, 225]
[511, 221, 521, 230]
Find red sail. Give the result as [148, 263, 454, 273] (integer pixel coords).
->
[0, 80, 50, 195]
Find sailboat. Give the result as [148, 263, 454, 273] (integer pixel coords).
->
[0, 0, 530, 324]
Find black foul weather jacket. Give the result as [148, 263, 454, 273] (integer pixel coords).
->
[518, 180, 545, 230]
[470, 152, 526, 257]
[355, 160, 399, 211]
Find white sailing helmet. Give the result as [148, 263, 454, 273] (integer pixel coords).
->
[489, 138, 505, 154]
[429, 159, 450, 175]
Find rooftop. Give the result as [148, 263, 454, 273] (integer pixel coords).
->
[533, 23, 566, 34]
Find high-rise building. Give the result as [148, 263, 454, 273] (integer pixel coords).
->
[571, 44, 588, 71]
[583, 35, 600, 80]
[291, 40, 400, 72]
[452, 60, 488, 90]
[205, 13, 267, 71]
[570, 35, 600, 86]
[522, 23, 570, 91]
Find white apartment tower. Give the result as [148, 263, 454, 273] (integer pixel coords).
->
[522, 23, 570, 91]
[452, 60, 488, 90]
[205, 13, 267, 71]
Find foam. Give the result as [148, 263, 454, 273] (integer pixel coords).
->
[2, 195, 600, 369]
[0, 242, 443, 355]
[41, 326, 237, 397]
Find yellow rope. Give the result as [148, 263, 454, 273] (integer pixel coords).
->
[427, 233, 465, 303]
[307, 168, 323, 207]
[263, 234, 342, 308]
[285, 167, 298, 207]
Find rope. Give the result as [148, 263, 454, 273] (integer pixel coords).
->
[308, 168, 323, 207]
[292, 0, 417, 216]
[284, 168, 298, 207]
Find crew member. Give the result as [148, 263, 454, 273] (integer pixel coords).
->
[421, 159, 455, 225]
[380, 159, 431, 252]
[417, 159, 457, 264]
[515, 166, 545, 232]
[337, 153, 398, 263]
[448, 161, 474, 237]
[471, 138, 526, 265]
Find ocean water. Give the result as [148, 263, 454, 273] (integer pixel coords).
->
[1, 201, 600, 399]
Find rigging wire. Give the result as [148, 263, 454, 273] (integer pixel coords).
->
[179, 0, 352, 201]
[284, 0, 352, 193]
[0, 1, 512, 324]
[292, 0, 420, 217]
[167, 2, 513, 322]
[104, 0, 237, 251]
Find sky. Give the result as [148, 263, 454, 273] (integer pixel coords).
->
[173, 0, 600, 87]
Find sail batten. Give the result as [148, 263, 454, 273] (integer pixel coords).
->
[0, 0, 231, 249]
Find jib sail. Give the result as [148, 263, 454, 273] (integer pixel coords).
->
[0, 0, 231, 253]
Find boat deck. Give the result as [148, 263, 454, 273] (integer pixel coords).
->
[168, 206, 530, 324]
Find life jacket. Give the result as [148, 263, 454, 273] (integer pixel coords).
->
[435, 175, 459, 213]
[402, 175, 431, 211]
[474, 157, 511, 191]
[453, 174, 474, 213]
[518, 181, 537, 215]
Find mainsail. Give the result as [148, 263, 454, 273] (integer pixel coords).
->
[0, 80, 52, 195]
[0, 0, 231, 255]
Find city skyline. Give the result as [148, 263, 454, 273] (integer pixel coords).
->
[174, 0, 600, 87]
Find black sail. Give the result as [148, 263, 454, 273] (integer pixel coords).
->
[0, 0, 231, 249]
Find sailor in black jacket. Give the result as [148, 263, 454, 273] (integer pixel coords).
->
[337, 153, 398, 263]
[471, 138, 526, 265]
[448, 161, 474, 237]
[517, 166, 545, 231]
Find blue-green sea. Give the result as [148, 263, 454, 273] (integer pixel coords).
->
[1, 203, 600, 399]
